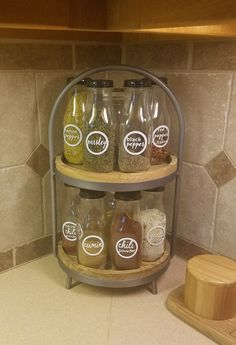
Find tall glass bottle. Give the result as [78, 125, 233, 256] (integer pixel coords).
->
[77, 189, 107, 269]
[110, 191, 142, 270]
[63, 78, 88, 164]
[150, 77, 171, 165]
[118, 79, 152, 172]
[83, 79, 115, 172]
[140, 187, 166, 261]
[61, 185, 81, 256]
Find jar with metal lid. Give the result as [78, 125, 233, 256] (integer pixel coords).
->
[140, 187, 166, 261]
[77, 188, 107, 269]
[63, 77, 89, 164]
[83, 79, 115, 172]
[118, 78, 153, 172]
[110, 191, 142, 270]
[61, 184, 81, 256]
[150, 77, 171, 165]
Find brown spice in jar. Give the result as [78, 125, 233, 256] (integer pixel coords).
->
[110, 213, 142, 270]
[150, 144, 171, 165]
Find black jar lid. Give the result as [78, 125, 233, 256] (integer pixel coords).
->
[144, 186, 165, 192]
[124, 79, 150, 88]
[79, 188, 106, 199]
[115, 191, 141, 201]
[87, 79, 113, 88]
[66, 77, 91, 86]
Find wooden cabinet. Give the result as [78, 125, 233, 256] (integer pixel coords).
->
[1, 0, 236, 41]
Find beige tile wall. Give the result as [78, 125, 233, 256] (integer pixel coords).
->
[0, 37, 235, 273]
[123, 37, 236, 259]
[0, 40, 121, 271]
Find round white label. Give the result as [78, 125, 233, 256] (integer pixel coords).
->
[64, 124, 82, 147]
[116, 237, 138, 259]
[82, 235, 104, 256]
[152, 125, 169, 148]
[62, 221, 83, 241]
[147, 226, 165, 246]
[123, 131, 147, 155]
[86, 131, 109, 155]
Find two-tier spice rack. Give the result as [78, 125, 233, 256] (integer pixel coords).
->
[48, 64, 184, 294]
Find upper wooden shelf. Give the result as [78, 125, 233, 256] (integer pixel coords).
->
[55, 154, 177, 192]
[1, 0, 236, 40]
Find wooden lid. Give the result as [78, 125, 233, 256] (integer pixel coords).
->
[187, 254, 236, 285]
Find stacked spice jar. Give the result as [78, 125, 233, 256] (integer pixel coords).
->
[60, 74, 173, 271]
[61, 186, 167, 270]
[63, 76, 171, 171]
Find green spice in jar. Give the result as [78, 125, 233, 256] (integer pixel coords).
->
[63, 78, 88, 164]
[83, 79, 115, 172]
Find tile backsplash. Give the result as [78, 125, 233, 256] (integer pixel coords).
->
[0, 40, 121, 272]
[0, 37, 235, 273]
[124, 38, 236, 260]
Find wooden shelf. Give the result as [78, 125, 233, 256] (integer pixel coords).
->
[58, 240, 170, 288]
[1, 0, 236, 40]
[55, 154, 178, 191]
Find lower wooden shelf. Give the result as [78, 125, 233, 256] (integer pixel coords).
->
[166, 285, 236, 345]
[58, 240, 171, 290]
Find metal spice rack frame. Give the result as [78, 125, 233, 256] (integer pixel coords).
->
[48, 64, 185, 294]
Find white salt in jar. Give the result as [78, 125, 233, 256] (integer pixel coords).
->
[140, 187, 166, 261]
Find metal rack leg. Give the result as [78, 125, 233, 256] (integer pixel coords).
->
[65, 275, 81, 290]
[65, 275, 72, 289]
[146, 279, 158, 295]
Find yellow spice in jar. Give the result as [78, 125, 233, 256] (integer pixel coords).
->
[63, 83, 87, 164]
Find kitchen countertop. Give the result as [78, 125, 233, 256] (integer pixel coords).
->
[0, 255, 216, 345]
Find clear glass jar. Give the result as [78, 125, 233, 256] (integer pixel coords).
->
[140, 187, 166, 261]
[63, 78, 88, 164]
[77, 189, 107, 269]
[105, 192, 116, 236]
[118, 79, 153, 172]
[83, 79, 115, 172]
[150, 77, 171, 165]
[110, 191, 142, 270]
[61, 184, 81, 256]
[112, 88, 124, 169]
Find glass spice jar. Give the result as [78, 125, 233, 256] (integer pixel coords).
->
[110, 191, 142, 270]
[150, 77, 171, 165]
[77, 189, 107, 269]
[61, 184, 81, 256]
[63, 77, 89, 164]
[83, 79, 116, 172]
[112, 88, 124, 169]
[118, 79, 153, 172]
[140, 187, 166, 261]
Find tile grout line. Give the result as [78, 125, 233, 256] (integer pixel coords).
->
[221, 73, 234, 150]
[187, 41, 194, 71]
[121, 40, 126, 64]
[12, 247, 16, 267]
[0, 163, 25, 170]
[34, 72, 42, 144]
[23, 142, 41, 166]
[210, 187, 219, 250]
[106, 290, 114, 345]
[72, 43, 76, 71]
[42, 172, 48, 236]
